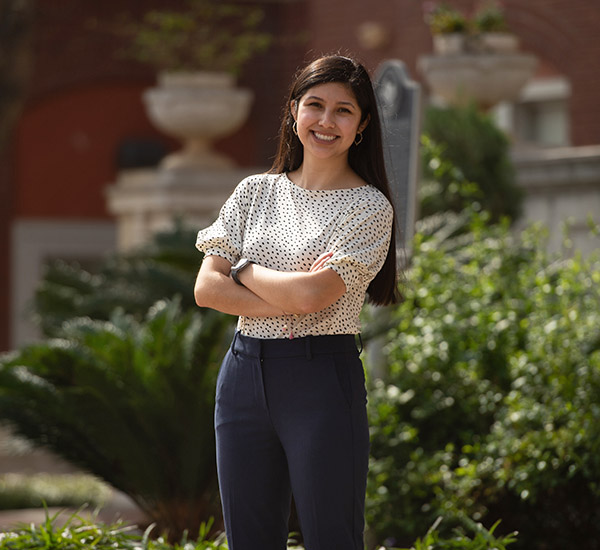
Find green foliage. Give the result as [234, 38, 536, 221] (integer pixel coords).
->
[113, 0, 271, 74]
[395, 517, 517, 550]
[0, 509, 228, 549]
[425, 2, 509, 35]
[0, 298, 233, 541]
[473, 2, 508, 33]
[0, 473, 110, 510]
[367, 209, 600, 549]
[419, 135, 483, 219]
[421, 104, 523, 221]
[33, 222, 203, 337]
[426, 4, 469, 35]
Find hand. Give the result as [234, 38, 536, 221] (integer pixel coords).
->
[309, 252, 333, 272]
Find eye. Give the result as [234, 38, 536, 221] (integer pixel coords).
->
[338, 107, 352, 114]
[307, 101, 322, 108]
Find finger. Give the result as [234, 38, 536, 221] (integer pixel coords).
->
[309, 252, 333, 272]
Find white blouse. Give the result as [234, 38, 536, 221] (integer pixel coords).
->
[196, 172, 393, 339]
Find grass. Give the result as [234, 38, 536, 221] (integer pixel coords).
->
[0, 508, 229, 549]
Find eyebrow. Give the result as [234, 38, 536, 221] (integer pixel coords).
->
[304, 95, 357, 108]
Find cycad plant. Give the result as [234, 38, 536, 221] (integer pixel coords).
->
[0, 298, 233, 540]
[33, 222, 201, 337]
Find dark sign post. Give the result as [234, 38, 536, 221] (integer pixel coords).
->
[374, 60, 421, 256]
[368, 61, 421, 378]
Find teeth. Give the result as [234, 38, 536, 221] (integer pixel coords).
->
[314, 132, 336, 141]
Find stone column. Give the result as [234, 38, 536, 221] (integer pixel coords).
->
[106, 166, 259, 251]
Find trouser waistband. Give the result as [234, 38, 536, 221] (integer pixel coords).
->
[231, 331, 360, 360]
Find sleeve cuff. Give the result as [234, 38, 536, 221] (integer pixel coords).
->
[195, 246, 238, 265]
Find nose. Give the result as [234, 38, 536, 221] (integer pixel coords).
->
[319, 109, 336, 128]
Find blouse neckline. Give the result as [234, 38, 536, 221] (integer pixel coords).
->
[282, 172, 367, 194]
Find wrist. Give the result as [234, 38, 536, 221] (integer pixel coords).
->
[231, 258, 254, 286]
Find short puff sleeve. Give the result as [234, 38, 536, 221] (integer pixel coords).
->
[324, 196, 393, 291]
[195, 178, 250, 264]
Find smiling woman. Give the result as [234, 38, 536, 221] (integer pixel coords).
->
[290, 82, 369, 175]
[193, 54, 400, 550]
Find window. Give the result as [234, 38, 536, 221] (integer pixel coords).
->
[493, 76, 571, 148]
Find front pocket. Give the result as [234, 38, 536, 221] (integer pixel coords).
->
[333, 352, 367, 408]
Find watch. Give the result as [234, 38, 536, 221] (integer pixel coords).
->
[231, 258, 254, 285]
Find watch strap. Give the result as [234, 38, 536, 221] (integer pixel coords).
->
[231, 259, 254, 285]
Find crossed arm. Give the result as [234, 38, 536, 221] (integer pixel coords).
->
[193, 253, 346, 317]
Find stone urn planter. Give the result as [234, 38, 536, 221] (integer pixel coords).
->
[434, 31, 520, 56]
[476, 32, 519, 53]
[418, 46, 537, 109]
[433, 33, 466, 55]
[143, 71, 253, 170]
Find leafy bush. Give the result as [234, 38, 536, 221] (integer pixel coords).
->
[366, 210, 600, 549]
[421, 104, 523, 221]
[0, 298, 233, 541]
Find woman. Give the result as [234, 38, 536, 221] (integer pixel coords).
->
[194, 54, 400, 550]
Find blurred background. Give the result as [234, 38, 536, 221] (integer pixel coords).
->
[2, 0, 599, 351]
[0, 1, 599, 548]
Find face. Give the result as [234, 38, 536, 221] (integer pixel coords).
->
[291, 82, 369, 162]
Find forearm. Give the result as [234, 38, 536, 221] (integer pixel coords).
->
[238, 263, 345, 315]
[194, 258, 284, 317]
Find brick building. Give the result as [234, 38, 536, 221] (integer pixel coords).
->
[2, 0, 600, 351]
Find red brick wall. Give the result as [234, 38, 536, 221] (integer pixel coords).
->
[14, 83, 170, 218]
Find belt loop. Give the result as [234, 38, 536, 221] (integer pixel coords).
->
[305, 335, 313, 361]
[357, 333, 363, 355]
[231, 330, 239, 355]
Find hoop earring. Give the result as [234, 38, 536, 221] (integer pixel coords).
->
[354, 132, 363, 146]
[292, 121, 298, 136]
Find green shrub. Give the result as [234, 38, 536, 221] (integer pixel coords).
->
[421, 104, 523, 221]
[366, 210, 600, 549]
[0, 298, 233, 541]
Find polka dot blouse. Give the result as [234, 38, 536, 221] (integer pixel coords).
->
[195, 172, 393, 339]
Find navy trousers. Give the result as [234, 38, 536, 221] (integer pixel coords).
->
[214, 332, 370, 550]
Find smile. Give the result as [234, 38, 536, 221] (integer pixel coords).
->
[312, 131, 338, 142]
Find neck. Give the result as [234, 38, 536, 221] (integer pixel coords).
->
[291, 157, 358, 190]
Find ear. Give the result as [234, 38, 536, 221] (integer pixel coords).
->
[290, 100, 298, 120]
[358, 114, 370, 133]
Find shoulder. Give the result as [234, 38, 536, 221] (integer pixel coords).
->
[238, 172, 283, 189]
[353, 185, 394, 217]
[233, 172, 284, 198]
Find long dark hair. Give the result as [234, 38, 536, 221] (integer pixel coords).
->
[270, 54, 401, 305]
